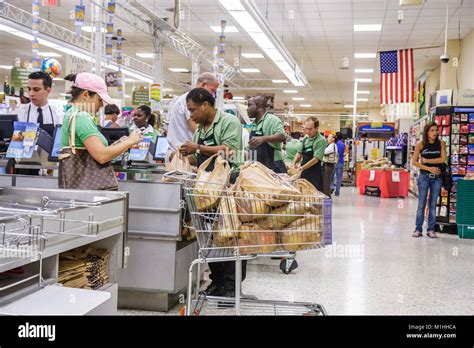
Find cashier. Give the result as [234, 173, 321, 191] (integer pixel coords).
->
[293, 117, 326, 192]
[179, 87, 244, 297]
[17, 71, 62, 136]
[247, 96, 287, 173]
[131, 105, 160, 142]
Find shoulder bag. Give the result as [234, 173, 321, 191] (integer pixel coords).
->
[58, 110, 119, 191]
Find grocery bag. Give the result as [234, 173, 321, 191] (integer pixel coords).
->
[280, 215, 322, 251]
[234, 182, 270, 223]
[193, 154, 231, 211]
[293, 178, 326, 214]
[214, 186, 241, 240]
[238, 224, 278, 254]
[258, 201, 309, 230]
[162, 151, 194, 182]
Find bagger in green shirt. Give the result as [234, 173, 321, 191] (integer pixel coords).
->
[250, 112, 285, 161]
[61, 106, 108, 149]
[285, 139, 302, 164]
[193, 109, 243, 173]
[299, 133, 326, 162]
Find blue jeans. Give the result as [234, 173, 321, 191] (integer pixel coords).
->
[331, 162, 344, 195]
[415, 172, 442, 232]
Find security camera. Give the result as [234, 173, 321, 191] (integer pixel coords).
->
[440, 54, 450, 64]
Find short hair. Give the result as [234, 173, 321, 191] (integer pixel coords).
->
[250, 95, 268, 109]
[336, 131, 343, 140]
[304, 116, 319, 128]
[290, 132, 300, 139]
[105, 104, 120, 115]
[186, 88, 216, 107]
[28, 71, 52, 89]
[197, 72, 218, 85]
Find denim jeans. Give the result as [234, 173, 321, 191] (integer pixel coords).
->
[415, 172, 442, 232]
[331, 162, 344, 195]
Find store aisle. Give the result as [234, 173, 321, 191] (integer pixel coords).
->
[244, 187, 474, 315]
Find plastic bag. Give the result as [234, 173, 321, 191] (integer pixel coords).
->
[234, 183, 271, 223]
[238, 224, 278, 254]
[280, 215, 322, 251]
[214, 188, 241, 239]
[193, 154, 231, 211]
[237, 162, 301, 206]
[162, 151, 193, 182]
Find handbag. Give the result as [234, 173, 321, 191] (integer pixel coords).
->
[323, 143, 339, 164]
[440, 164, 453, 191]
[58, 110, 119, 191]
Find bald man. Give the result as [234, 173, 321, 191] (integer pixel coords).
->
[248, 96, 287, 173]
[167, 72, 220, 151]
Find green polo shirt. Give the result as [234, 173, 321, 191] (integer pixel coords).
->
[61, 105, 107, 149]
[285, 139, 302, 164]
[299, 133, 326, 162]
[250, 112, 285, 161]
[193, 109, 243, 173]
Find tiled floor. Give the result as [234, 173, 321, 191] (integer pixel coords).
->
[119, 187, 474, 315]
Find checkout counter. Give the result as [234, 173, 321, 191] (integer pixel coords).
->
[0, 119, 198, 312]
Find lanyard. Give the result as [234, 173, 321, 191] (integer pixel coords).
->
[27, 104, 55, 126]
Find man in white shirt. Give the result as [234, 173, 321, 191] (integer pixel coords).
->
[166, 72, 219, 152]
[17, 71, 62, 137]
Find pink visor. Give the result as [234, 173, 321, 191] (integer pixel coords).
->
[73, 72, 114, 105]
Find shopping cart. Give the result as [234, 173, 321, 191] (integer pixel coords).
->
[168, 172, 332, 315]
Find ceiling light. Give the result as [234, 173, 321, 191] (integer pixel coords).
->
[272, 79, 288, 83]
[162, 88, 174, 92]
[81, 26, 106, 33]
[356, 98, 369, 101]
[357, 90, 370, 94]
[242, 53, 264, 59]
[0, 65, 13, 69]
[354, 68, 374, 73]
[218, 0, 246, 10]
[169, 68, 190, 73]
[355, 78, 372, 83]
[283, 90, 298, 93]
[354, 24, 382, 32]
[38, 52, 62, 57]
[124, 95, 131, 98]
[136, 53, 154, 58]
[210, 25, 239, 33]
[60, 93, 68, 96]
[354, 53, 377, 59]
[300, 104, 311, 107]
[292, 97, 305, 101]
[240, 68, 260, 73]
[344, 104, 354, 108]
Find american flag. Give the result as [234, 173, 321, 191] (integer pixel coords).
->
[380, 49, 414, 105]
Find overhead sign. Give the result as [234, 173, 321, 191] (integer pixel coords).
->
[150, 84, 161, 102]
[435, 89, 453, 107]
[105, 72, 120, 87]
[454, 89, 474, 106]
[65, 55, 92, 75]
[132, 90, 150, 106]
[11, 67, 34, 90]
[359, 124, 395, 133]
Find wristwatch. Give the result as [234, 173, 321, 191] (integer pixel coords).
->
[196, 144, 201, 154]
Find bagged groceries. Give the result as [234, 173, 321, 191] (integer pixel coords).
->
[279, 215, 323, 251]
[162, 151, 194, 182]
[292, 178, 325, 214]
[214, 188, 241, 239]
[287, 165, 299, 177]
[237, 162, 301, 206]
[238, 224, 278, 254]
[193, 154, 231, 211]
[234, 184, 271, 223]
[258, 201, 309, 230]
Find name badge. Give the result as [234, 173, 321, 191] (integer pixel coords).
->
[204, 140, 215, 146]
[255, 131, 263, 136]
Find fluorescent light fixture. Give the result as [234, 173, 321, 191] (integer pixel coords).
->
[210, 26, 239, 33]
[292, 97, 305, 101]
[300, 104, 311, 107]
[0, 24, 153, 84]
[354, 53, 377, 59]
[283, 90, 298, 93]
[354, 24, 382, 32]
[272, 79, 288, 83]
[124, 78, 136, 82]
[354, 68, 374, 73]
[242, 53, 264, 59]
[219, 0, 308, 87]
[357, 90, 370, 94]
[355, 78, 372, 83]
[163, 87, 174, 92]
[124, 95, 131, 98]
[38, 52, 62, 57]
[60, 93, 68, 96]
[344, 104, 354, 108]
[169, 68, 190, 73]
[136, 53, 154, 58]
[233, 96, 245, 100]
[240, 68, 260, 73]
[0, 65, 13, 69]
[356, 98, 369, 101]
[81, 26, 106, 33]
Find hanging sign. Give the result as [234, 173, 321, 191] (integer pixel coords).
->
[150, 84, 161, 102]
[132, 90, 150, 106]
[65, 55, 92, 75]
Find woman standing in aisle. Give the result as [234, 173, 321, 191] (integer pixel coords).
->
[131, 105, 160, 141]
[322, 133, 338, 197]
[59, 73, 143, 190]
[412, 122, 446, 238]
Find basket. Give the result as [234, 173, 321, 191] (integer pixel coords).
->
[455, 180, 474, 225]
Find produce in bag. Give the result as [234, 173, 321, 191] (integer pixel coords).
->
[234, 185, 270, 223]
[193, 154, 231, 211]
[238, 224, 278, 254]
[237, 162, 301, 206]
[214, 187, 241, 239]
[287, 165, 299, 177]
[292, 178, 325, 214]
[258, 201, 309, 230]
[162, 151, 194, 182]
[280, 215, 322, 251]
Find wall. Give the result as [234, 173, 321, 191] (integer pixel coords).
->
[424, 64, 441, 111]
[459, 29, 474, 90]
[440, 39, 462, 90]
[363, 107, 384, 122]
